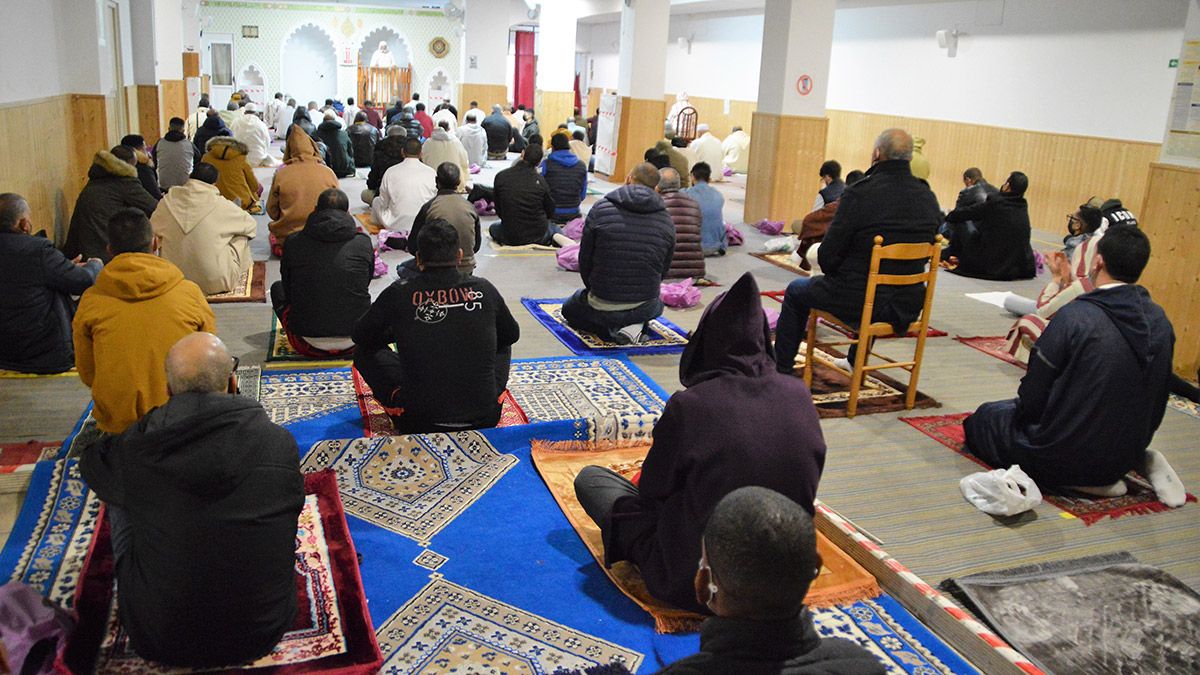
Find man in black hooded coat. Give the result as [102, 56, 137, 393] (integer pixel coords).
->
[574, 272, 828, 614]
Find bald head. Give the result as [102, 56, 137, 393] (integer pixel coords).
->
[873, 128, 913, 163]
[628, 162, 661, 188]
[165, 333, 235, 395]
[657, 167, 682, 192]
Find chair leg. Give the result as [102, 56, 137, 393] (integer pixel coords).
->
[906, 329, 929, 410]
[846, 336, 870, 418]
[803, 315, 818, 387]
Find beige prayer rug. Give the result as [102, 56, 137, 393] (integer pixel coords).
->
[530, 440, 880, 633]
[751, 250, 811, 276]
[488, 239, 558, 252]
[259, 368, 356, 427]
[205, 261, 267, 304]
[300, 432, 518, 544]
[521, 299, 690, 356]
[375, 575, 643, 673]
[790, 344, 941, 418]
[353, 211, 382, 234]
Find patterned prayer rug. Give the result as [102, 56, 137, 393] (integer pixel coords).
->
[521, 298, 690, 356]
[751, 250, 811, 276]
[300, 432, 519, 545]
[0, 440, 60, 493]
[761, 290, 949, 338]
[940, 552, 1200, 675]
[530, 439, 881, 633]
[350, 367, 528, 436]
[236, 364, 262, 402]
[901, 413, 1197, 524]
[508, 357, 667, 440]
[260, 368, 357, 428]
[374, 575, 644, 673]
[786, 344, 941, 418]
[205, 261, 267, 304]
[62, 471, 383, 674]
[0, 459, 101, 608]
[956, 335, 1200, 419]
[267, 314, 354, 365]
[353, 211, 382, 234]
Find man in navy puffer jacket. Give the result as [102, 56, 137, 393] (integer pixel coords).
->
[561, 163, 675, 344]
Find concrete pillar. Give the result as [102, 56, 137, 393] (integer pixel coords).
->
[608, 0, 669, 180]
[744, 0, 836, 223]
[461, 0, 510, 115]
[536, 0, 579, 136]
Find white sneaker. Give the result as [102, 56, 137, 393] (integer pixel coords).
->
[832, 357, 852, 372]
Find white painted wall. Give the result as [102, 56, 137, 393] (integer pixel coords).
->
[154, 0, 185, 80]
[281, 25, 338, 106]
[664, 11, 762, 102]
[0, 0, 120, 104]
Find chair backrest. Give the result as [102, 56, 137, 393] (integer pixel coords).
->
[858, 234, 944, 331]
[675, 106, 698, 141]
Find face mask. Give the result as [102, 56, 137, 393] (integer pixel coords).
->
[698, 559, 719, 610]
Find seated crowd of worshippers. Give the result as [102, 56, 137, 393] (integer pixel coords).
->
[0, 93, 1194, 673]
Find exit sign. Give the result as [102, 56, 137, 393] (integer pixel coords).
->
[1169, 58, 1179, 68]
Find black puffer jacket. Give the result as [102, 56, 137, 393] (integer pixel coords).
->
[397, 111, 422, 140]
[193, 115, 232, 156]
[542, 149, 587, 221]
[366, 136, 406, 193]
[314, 121, 356, 178]
[660, 190, 705, 279]
[492, 160, 555, 246]
[347, 122, 378, 167]
[481, 112, 513, 155]
[62, 151, 159, 262]
[279, 209, 374, 337]
[578, 185, 676, 303]
[0, 232, 101, 373]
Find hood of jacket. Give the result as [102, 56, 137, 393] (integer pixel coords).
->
[162, 129, 187, 143]
[164, 180, 224, 233]
[431, 128, 453, 142]
[1076, 284, 1166, 369]
[284, 129, 322, 164]
[547, 149, 579, 167]
[603, 184, 665, 215]
[133, 148, 154, 167]
[119, 392, 269, 497]
[302, 208, 357, 242]
[93, 252, 184, 301]
[206, 136, 247, 159]
[88, 150, 139, 180]
[461, 122, 484, 134]
[317, 120, 344, 134]
[200, 115, 228, 132]
[680, 272, 775, 387]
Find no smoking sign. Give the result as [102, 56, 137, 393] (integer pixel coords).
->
[796, 74, 813, 96]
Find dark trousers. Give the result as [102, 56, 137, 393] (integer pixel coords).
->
[944, 221, 979, 260]
[774, 276, 888, 373]
[488, 221, 563, 247]
[560, 290, 663, 342]
[573, 465, 639, 534]
[352, 345, 512, 433]
[269, 280, 287, 319]
[109, 504, 133, 563]
[962, 400, 1014, 469]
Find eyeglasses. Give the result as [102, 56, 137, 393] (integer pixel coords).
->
[231, 356, 240, 372]
[1066, 214, 1081, 224]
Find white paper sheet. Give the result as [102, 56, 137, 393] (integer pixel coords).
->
[965, 291, 1018, 309]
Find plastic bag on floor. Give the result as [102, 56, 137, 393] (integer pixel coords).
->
[376, 229, 408, 253]
[725, 223, 744, 247]
[960, 465, 1043, 516]
[763, 236, 795, 253]
[661, 278, 701, 309]
[763, 306, 780, 331]
[563, 217, 585, 241]
[372, 250, 388, 278]
[0, 580, 74, 675]
[556, 244, 580, 271]
[473, 199, 495, 216]
[756, 219, 785, 235]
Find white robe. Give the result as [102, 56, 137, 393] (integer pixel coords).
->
[689, 132, 725, 181]
[370, 49, 396, 68]
[457, 123, 487, 167]
[341, 104, 360, 126]
[721, 130, 751, 173]
[231, 114, 278, 167]
[667, 97, 691, 132]
[431, 108, 458, 134]
[371, 158, 438, 232]
[464, 107, 487, 126]
[275, 105, 295, 140]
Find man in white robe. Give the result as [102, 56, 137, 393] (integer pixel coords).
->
[689, 124, 725, 181]
[666, 92, 691, 135]
[275, 98, 297, 140]
[266, 93, 285, 132]
[722, 126, 751, 174]
[230, 104, 278, 167]
[370, 41, 396, 68]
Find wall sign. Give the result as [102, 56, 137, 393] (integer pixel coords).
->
[796, 74, 813, 96]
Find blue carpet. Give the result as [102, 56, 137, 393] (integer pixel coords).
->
[521, 297, 690, 356]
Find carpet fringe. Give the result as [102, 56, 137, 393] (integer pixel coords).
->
[805, 583, 883, 608]
[653, 614, 704, 634]
[530, 439, 649, 454]
[1077, 496, 1195, 525]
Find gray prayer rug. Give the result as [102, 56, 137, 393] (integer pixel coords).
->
[940, 552, 1200, 674]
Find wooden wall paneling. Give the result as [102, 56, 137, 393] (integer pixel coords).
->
[124, 86, 141, 146]
[610, 96, 666, 181]
[536, 89, 575, 136]
[65, 95, 110, 225]
[458, 84, 509, 114]
[0, 97, 72, 242]
[664, 94, 756, 137]
[744, 112, 829, 223]
[1138, 163, 1200, 377]
[135, 85, 162, 143]
[182, 52, 201, 78]
[159, 79, 188, 130]
[586, 87, 604, 115]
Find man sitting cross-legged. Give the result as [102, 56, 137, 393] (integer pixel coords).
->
[561, 162, 676, 344]
[400, 162, 480, 280]
[372, 137, 438, 233]
[774, 128, 941, 373]
[352, 220, 520, 434]
[80, 332, 304, 668]
[653, 486, 884, 674]
[574, 273, 827, 614]
[490, 140, 563, 247]
[964, 225, 1187, 506]
[272, 188, 374, 357]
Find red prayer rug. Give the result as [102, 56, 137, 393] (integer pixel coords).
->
[760, 290, 948, 338]
[59, 470, 382, 674]
[901, 413, 1196, 525]
[0, 441, 60, 492]
[954, 335, 1026, 368]
[352, 367, 529, 436]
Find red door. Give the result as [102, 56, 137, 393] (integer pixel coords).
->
[513, 30, 536, 109]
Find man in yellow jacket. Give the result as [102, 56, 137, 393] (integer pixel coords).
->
[74, 209, 216, 436]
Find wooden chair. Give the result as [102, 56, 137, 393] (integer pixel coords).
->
[803, 235, 944, 418]
[674, 106, 698, 142]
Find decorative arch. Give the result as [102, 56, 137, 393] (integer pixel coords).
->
[357, 25, 412, 67]
[238, 63, 267, 106]
[427, 68, 452, 106]
[280, 23, 338, 107]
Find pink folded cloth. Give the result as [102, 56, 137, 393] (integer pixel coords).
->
[764, 307, 780, 331]
[473, 199, 496, 216]
[377, 230, 408, 253]
[661, 278, 701, 309]
[725, 223, 744, 246]
[563, 217, 585, 241]
[372, 251, 387, 278]
[469, 164, 481, 174]
[755, 219, 785, 235]
[723, 167, 733, 177]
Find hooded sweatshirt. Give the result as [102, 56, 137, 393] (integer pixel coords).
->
[151, 179, 257, 294]
[79, 392, 304, 667]
[967, 284, 1175, 487]
[578, 184, 676, 304]
[73, 253, 216, 433]
[608, 273, 827, 614]
[315, 120, 357, 178]
[421, 128, 470, 187]
[201, 137, 261, 211]
[154, 129, 199, 191]
[279, 208, 374, 337]
[457, 122, 488, 167]
[542, 149, 588, 218]
[193, 114, 232, 156]
[267, 132, 340, 242]
[62, 151, 159, 262]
